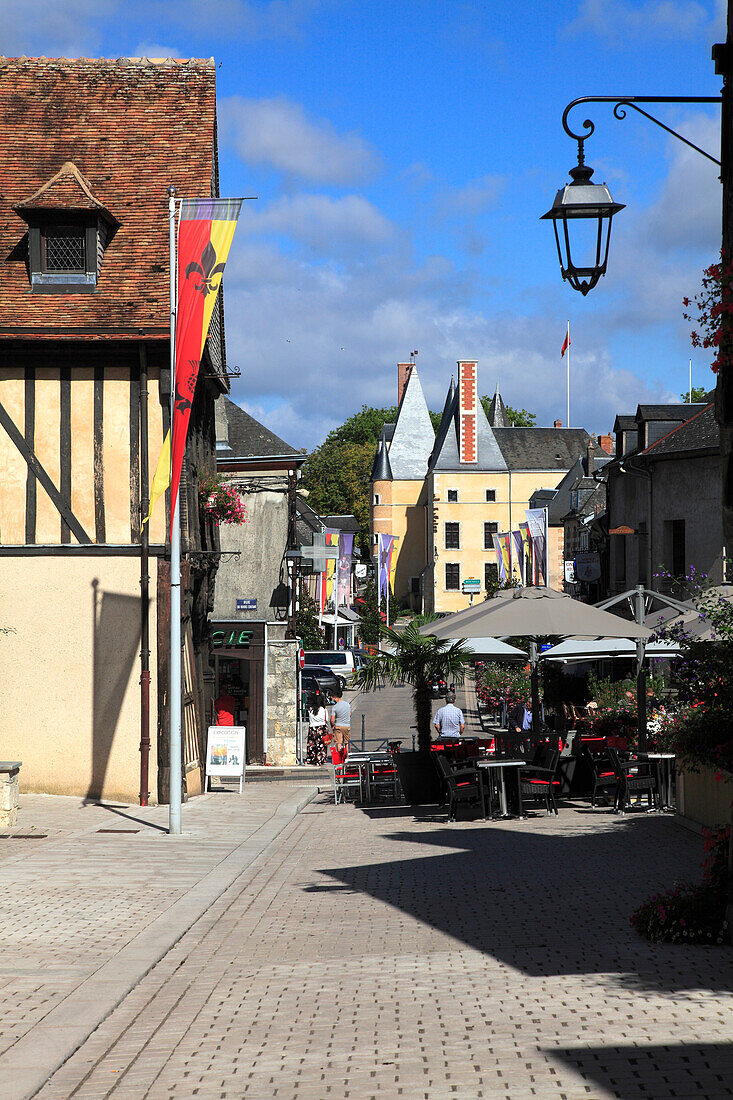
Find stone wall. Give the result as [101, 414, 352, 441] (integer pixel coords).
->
[267, 638, 298, 765]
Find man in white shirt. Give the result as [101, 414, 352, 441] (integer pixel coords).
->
[433, 692, 465, 740]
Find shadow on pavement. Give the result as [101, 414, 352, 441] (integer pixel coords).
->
[316, 812, 733, 995]
[547, 1042, 733, 1099]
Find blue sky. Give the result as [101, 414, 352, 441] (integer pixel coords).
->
[3, 0, 727, 447]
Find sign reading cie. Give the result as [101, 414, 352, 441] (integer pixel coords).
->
[212, 629, 253, 648]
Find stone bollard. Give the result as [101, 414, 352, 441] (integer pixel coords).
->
[0, 763, 21, 827]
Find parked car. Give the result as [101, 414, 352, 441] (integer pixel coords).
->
[304, 649, 355, 691]
[302, 665, 341, 699]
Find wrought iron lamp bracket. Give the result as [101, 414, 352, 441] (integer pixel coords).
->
[183, 549, 242, 566]
[562, 96, 722, 168]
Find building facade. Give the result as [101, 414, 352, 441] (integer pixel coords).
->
[0, 58, 225, 802]
[371, 359, 591, 612]
[606, 401, 726, 594]
[212, 398, 304, 766]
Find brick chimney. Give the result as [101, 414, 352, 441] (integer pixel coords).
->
[397, 362, 413, 405]
[554, 418, 562, 428]
[586, 436, 596, 472]
[458, 360, 478, 464]
[598, 433, 614, 454]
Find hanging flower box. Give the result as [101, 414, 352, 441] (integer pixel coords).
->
[199, 475, 247, 526]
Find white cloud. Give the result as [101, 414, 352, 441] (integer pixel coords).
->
[219, 96, 381, 184]
[240, 193, 394, 253]
[0, 0, 116, 55]
[148, 0, 329, 41]
[132, 42, 182, 58]
[222, 237, 670, 451]
[566, 0, 713, 42]
[437, 174, 506, 218]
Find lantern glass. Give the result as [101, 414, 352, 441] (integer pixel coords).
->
[542, 164, 624, 296]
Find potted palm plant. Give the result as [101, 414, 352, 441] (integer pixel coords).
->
[353, 622, 474, 805]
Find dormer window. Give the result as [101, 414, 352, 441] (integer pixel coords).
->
[13, 161, 117, 295]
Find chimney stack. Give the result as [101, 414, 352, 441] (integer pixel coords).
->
[554, 418, 562, 428]
[397, 362, 413, 405]
[598, 433, 614, 455]
[458, 360, 478, 464]
[586, 436, 596, 472]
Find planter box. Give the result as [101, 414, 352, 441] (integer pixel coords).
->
[395, 751, 442, 806]
[677, 761, 733, 830]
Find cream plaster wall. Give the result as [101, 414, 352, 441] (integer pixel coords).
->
[0, 371, 25, 543]
[0, 556, 158, 802]
[371, 477, 426, 605]
[427, 469, 573, 612]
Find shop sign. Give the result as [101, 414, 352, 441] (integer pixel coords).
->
[236, 598, 257, 611]
[205, 726, 246, 793]
[212, 628, 254, 649]
[574, 551, 601, 582]
[564, 560, 575, 583]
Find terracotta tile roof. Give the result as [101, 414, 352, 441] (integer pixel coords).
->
[0, 57, 217, 340]
[15, 160, 111, 214]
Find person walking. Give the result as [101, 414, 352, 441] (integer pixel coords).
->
[305, 693, 330, 766]
[433, 692, 465, 740]
[330, 689, 351, 761]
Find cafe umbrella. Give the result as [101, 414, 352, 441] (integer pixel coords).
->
[420, 587, 650, 734]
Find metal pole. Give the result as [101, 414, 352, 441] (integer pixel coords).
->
[529, 639, 541, 737]
[361, 713, 365, 751]
[566, 320, 571, 428]
[635, 584, 647, 753]
[168, 186, 182, 835]
[139, 342, 151, 806]
[263, 620, 269, 763]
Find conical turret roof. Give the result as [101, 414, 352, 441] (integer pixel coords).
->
[370, 437, 393, 482]
[487, 384, 508, 427]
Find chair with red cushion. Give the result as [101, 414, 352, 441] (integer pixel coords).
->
[519, 747, 560, 815]
[608, 747, 659, 814]
[583, 747, 618, 808]
[434, 755, 486, 822]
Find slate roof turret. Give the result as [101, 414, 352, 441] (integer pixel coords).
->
[370, 437, 393, 482]
[381, 365, 434, 480]
[428, 376, 508, 473]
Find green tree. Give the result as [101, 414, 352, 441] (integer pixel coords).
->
[680, 386, 710, 403]
[301, 440, 373, 552]
[353, 622, 474, 752]
[480, 395, 536, 426]
[296, 587, 324, 649]
[357, 580, 383, 644]
[329, 404, 398, 445]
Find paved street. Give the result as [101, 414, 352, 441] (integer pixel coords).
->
[2, 683, 733, 1099]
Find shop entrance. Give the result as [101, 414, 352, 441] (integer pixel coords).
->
[211, 621, 265, 763]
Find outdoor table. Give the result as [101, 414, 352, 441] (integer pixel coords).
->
[637, 752, 676, 811]
[477, 759, 525, 819]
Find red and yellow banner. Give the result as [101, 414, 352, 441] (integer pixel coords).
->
[145, 198, 242, 531]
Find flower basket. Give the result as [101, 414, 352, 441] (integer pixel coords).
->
[199, 476, 247, 526]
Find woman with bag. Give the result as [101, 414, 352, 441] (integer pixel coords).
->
[306, 692, 330, 766]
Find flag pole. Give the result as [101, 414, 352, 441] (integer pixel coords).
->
[566, 320, 570, 428]
[168, 185, 182, 836]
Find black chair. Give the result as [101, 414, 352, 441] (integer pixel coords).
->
[608, 748, 659, 813]
[519, 747, 560, 815]
[583, 747, 619, 808]
[434, 755, 486, 822]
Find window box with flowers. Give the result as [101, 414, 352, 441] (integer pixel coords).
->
[199, 475, 247, 526]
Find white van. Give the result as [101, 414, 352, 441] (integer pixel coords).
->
[304, 650, 355, 691]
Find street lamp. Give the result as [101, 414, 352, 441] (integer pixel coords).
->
[541, 149, 624, 296]
[543, 96, 721, 295]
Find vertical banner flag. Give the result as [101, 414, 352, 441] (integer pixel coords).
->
[145, 198, 242, 530]
[492, 533, 506, 583]
[336, 533, 354, 608]
[512, 530, 524, 585]
[520, 523, 532, 584]
[525, 508, 549, 585]
[378, 533, 395, 602]
[325, 529, 340, 605]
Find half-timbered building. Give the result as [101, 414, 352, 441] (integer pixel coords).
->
[0, 57, 227, 802]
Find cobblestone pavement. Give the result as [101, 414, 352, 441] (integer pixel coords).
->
[30, 683, 733, 1100]
[0, 784, 317, 1099]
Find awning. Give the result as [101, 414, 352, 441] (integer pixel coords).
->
[540, 638, 680, 663]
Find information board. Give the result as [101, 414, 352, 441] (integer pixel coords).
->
[205, 726, 246, 793]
